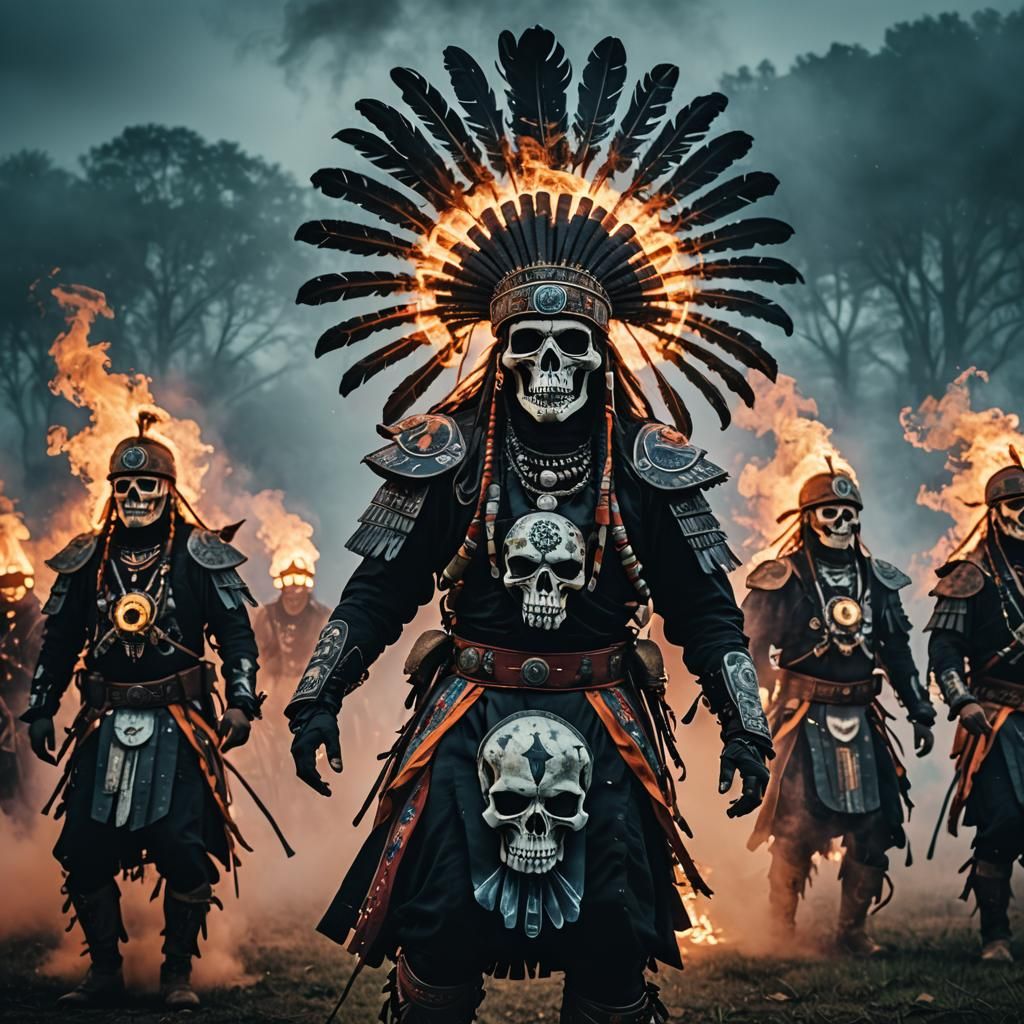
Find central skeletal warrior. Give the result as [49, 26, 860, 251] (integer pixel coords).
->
[287, 27, 798, 1022]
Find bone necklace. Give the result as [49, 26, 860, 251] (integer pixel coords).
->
[506, 430, 591, 511]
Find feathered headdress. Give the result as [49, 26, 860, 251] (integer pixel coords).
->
[297, 26, 801, 433]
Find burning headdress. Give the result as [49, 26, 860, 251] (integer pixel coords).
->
[297, 26, 801, 433]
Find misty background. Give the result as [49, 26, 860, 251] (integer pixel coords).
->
[2, 0, 1024, 941]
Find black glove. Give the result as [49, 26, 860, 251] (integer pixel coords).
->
[28, 717, 57, 765]
[912, 720, 934, 757]
[958, 701, 993, 738]
[719, 734, 770, 818]
[218, 708, 252, 753]
[290, 708, 343, 797]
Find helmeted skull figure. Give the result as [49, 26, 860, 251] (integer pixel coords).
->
[113, 475, 169, 529]
[501, 318, 602, 423]
[478, 711, 592, 876]
[995, 496, 1024, 541]
[503, 512, 586, 630]
[806, 504, 860, 550]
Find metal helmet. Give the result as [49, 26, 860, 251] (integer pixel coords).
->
[107, 412, 177, 483]
[984, 449, 1024, 506]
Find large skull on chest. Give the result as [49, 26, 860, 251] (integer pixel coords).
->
[502, 512, 586, 631]
[478, 711, 592, 875]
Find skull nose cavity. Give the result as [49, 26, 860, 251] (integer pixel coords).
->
[525, 810, 546, 835]
[536, 569, 553, 593]
[540, 342, 560, 372]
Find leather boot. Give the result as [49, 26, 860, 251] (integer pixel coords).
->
[972, 860, 1014, 962]
[57, 882, 127, 1007]
[836, 858, 885, 956]
[560, 983, 669, 1024]
[768, 847, 810, 940]
[160, 882, 215, 1010]
[380, 953, 484, 1022]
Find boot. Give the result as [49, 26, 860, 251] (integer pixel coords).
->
[380, 953, 484, 1022]
[57, 882, 127, 1008]
[836, 858, 886, 957]
[768, 847, 811, 940]
[560, 983, 669, 1024]
[160, 882, 216, 1010]
[972, 860, 1014, 963]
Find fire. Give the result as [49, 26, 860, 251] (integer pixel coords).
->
[900, 367, 1024, 566]
[675, 864, 725, 947]
[733, 373, 856, 566]
[250, 490, 320, 587]
[0, 484, 34, 600]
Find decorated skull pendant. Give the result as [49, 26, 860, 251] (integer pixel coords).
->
[477, 711, 592, 875]
[502, 512, 586, 630]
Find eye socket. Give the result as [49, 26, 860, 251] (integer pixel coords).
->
[113, 479, 132, 495]
[507, 556, 537, 578]
[545, 791, 581, 818]
[819, 507, 840, 520]
[492, 791, 531, 817]
[549, 559, 582, 580]
[553, 328, 591, 356]
[1005, 498, 1024, 511]
[509, 328, 545, 355]
[135, 478, 159, 493]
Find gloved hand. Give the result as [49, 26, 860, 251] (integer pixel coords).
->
[218, 708, 251, 753]
[291, 708, 343, 797]
[958, 701, 993, 738]
[912, 721, 934, 757]
[28, 717, 57, 765]
[719, 735, 770, 818]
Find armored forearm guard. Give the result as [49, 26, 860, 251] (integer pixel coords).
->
[225, 658, 261, 719]
[934, 666, 977, 717]
[897, 672, 936, 725]
[701, 649, 772, 747]
[285, 619, 366, 718]
[20, 663, 68, 723]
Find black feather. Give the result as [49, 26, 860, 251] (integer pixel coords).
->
[384, 342, 458, 422]
[592, 63, 679, 187]
[669, 171, 778, 229]
[653, 131, 752, 207]
[295, 219, 421, 260]
[339, 332, 431, 395]
[632, 328, 692, 436]
[681, 217, 794, 255]
[498, 26, 571, 167]
[649, 328, 756, 406]
[311, 168, 433, 233]
[684, 312, 778, 378]
[315, 305, 420, 356]
[625, 92, 728, 200]
[571, 36, 627, 174]
[688, 287, 793, 334]
[678, 256, 804, 285]
[296, 272, 417, 306]
[390, 67, 494, 189]
[659, 344, 731, 429]
[444, 45, 511, 178]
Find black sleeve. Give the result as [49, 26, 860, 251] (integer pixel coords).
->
[876, 590, 933, 724]
[740, 585, 790, 684]
[201, 567, 260, 716]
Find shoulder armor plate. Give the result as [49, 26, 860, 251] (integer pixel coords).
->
[871, 558, 911, 591]
[45, 532, 98, 574]
[631, 422, 728, 491]
[365, 413, 466, 480]
[746, 558, 793, 591]
[346, 478, 430, 562]
[931, 560, 986, 599]
[187, 528, 247, 571]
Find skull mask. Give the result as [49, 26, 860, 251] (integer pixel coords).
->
[501, 318, 602, 423]
[996, 496, 1024, 541]
[806, 503, 860, 550]
[478, 711, 592, 876]
[113, 476, 169, 528]
[503, 512, 586, 630]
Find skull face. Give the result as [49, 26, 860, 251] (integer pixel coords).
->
[996, 496, 1024, 541]
[503, 512, 586, 631]
[501, 318, 602, 423]
[478, 711, 592, 875]
[807, 503, 860, 550]
[113, 476, 169, 528]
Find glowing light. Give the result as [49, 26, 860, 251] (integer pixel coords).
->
[250, 490, 320, 586]
[0, 484, 34, 603]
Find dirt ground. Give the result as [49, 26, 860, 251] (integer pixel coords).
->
[2, 902, 1022, 1024]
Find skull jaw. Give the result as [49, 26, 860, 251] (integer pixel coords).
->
[522, 595, 568, 631]
[115, 493, 168, 529]
[509, 366, 592, 423]
[813, 526, 857, 551]
[500, 833, 563, 875]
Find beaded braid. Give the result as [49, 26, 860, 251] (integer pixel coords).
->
[587, 370, 616, 592]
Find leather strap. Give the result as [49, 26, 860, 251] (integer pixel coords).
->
[778, 668, 878, 706]
[88, 664, 208, 710]
[451, 636, 628, 690]
[974, 676, 1024, 709]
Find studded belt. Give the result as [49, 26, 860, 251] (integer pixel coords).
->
[86, 664, 207, 710]
[451, 637, 629, 690]
[974, 676, 1024, 709]
[778, 668, 879, 706]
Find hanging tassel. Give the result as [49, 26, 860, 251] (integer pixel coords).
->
[588, 370, 616, 592]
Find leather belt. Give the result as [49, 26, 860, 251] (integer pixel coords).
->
[974, 676, 1024, 710]
[87, 664, 206, 710]
[451, 637, 628, 690]
[778, 668, 878, 706]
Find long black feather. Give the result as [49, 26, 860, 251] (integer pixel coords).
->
[311, 168, 433, 233]
[295, 219, 421, 260]
[315, 305, 420, 356]
[571, 36, 627, 175]
[384, 342, 458, 422]
[684, 312, 778, 378]
[649, 327, 756, 406]
[592, 63, 679, 187]
[669, 171, 778, 229]
[444, 45, 511, 178]
[632, 328, 692, 436]
[660, 344, 732, 429]
[681, 217, 794, 255]
[653, 131, 752, 207]
[390, 67, 494, 189]
[338, 332, 431, 395]
[296, 272, 417, 306]
[498, 26, 571, 167]
[688, 287, 793, 334]
[624, 92, 728, 200]
[678, 256, 804, 285]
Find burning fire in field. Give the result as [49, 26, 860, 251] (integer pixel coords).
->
[675, 865, 724, 947]
[733, 373, 856, 566]
[900, 367, 1024, 566]
[251, 489, 320, 588]
[0, 484, 34, 601]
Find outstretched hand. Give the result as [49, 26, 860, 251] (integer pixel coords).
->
[28, 717, 57, 765]
[291, 709, 343, 797]
[958, 701, 993, 738]
[719, 736, 770, 818]
[218, 708, 251, 753]
[912, 721, 934, 757]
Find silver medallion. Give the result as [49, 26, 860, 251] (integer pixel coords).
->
[536, 493, 558, 511]
[539, 469, 558, 488]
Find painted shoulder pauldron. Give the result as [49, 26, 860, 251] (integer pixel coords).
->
[925, 558, 987, 634]
[629, 422, 738, 575]
[186, 528, 256, 610]
[746, 557, 794, 591]
[347, 414, 466, 562]
[42, 532, 99, 615]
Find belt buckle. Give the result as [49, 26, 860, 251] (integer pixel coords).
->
[125, 684, 149, 708]
[520, 657, 550, 687]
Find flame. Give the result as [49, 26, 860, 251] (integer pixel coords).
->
[250, 489, 320, 586]
[674, 864, 725, 947]
[900, 367, 1024, 565]
[0, 483, 35, 598]
[733, 373, 856, 566]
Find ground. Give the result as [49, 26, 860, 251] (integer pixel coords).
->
[2, 908, 1022, 1024]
